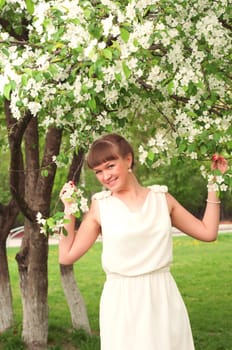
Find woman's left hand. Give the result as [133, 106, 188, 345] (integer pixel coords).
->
[211, 154, 228, 174]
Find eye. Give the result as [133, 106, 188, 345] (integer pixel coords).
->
[94, 170, 102, 175]
[107, 163, 114, 169]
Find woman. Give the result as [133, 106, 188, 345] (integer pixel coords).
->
[59, 133, 228, 350]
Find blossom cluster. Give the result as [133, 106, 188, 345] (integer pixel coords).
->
[200, 164, 231, 194]
[36, 186, 89, 236]
[0, 0, 231, 187]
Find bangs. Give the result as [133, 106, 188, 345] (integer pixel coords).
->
[87, 141, 119, 169]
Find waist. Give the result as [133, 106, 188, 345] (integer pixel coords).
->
[106, 266, 170, 281]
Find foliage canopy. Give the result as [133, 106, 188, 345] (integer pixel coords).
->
[0, 0, 231, 190]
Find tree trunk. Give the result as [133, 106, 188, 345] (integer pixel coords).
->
[60, 264, 91, 333]
[6, 111, 62, 349]
[16, 219, 48, 350]
[60, 150, 91, 333]
[0, 199, 20, 332]
[0, 241, 14, 332]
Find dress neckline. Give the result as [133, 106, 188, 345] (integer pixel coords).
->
[111, 189, 151, 214]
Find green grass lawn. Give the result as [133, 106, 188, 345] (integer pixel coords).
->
[1, 234, 232, 350]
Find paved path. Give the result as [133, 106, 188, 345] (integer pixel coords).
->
[7, 224, 232, 248]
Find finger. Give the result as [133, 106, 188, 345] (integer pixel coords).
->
[212, 154, 219, 162]
[211, 155, 228, 174]
[211, 163, 217, 170]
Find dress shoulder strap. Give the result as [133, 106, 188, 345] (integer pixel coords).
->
[92, 190, 111, 201]
[148, 184, 168, 193]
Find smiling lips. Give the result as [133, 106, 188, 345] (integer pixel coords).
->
[105, 177, 117, 187]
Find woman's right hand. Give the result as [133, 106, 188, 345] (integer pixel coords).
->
[59, 181, 76, 207]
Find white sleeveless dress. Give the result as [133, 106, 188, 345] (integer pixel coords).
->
[92, 185, 195, 350]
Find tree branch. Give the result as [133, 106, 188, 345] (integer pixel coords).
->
[36, 127, 63, 216]
[137, 79, 152, 90]
[219, 18, 232, 31]
[4, 99, 34, 220]
[68, 150, 85, 183]
[0, 16, 29, 41]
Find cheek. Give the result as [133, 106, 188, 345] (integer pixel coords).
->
[95, 174, 102, 182]
[119, 164, 128, 174]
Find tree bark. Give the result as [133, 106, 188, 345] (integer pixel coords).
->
[0, 100, 25, 332]
[16, 219, 48, 350]
[0, 199, 19, 332]
[60, 264, 91, 333]
[6, 108, 62, 349]
[16, 123, 62, 350]
[5, 95, 91, 346]
[59, 150, 91, 333]
[0, 239, 14, 332]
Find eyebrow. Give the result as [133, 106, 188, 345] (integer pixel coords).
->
[93, 160, 115, 171]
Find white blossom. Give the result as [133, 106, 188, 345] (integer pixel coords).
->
[190, 152, 198, 160]
[102, 15, 114, 36]
[0, 0, 230, 196]
[36, 212, 46, 226]
[80, 197, 89, 212]
[220, 184, 228, 191]
[28, 102, 42, 117]
[138, 145, 148, 164]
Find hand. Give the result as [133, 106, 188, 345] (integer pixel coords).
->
[59, 181, 76, 205]
[211, 154, 228, 174]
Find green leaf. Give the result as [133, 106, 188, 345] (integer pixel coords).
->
[200, 144, 207, 154]
[41, 169, 49, 177]
[47, 217, 55, 228]
[115, 72, 122, 82]
[178, 140, 187, 152]
[48, 64, 58, 76]
[87, 98, 97, 112]
[122, 62, 131, 79]
[187, 82, 197, 95]
[120, 28, 130, 43]
[21, 75, 28, 86]
[3, 84, 11, 100]
[74, 211, 81, 218]
[205, 99, 214, 106]
[62, 228, 68, 236]
[2, 47, 9, 57]
[213, 132, 221, 142]
[187, 143, 196, 152]
[167, 81, 174, 94]
[88, 64, 95, 77]
[25, 0, 34, 15]
[228, 177, 232, 189]
[102, 48, 112, 60]
[0, 0, 6, 9]
[53, 212, 65, 220]
[148, 151, 155, 162]
[33, 71, 44, 82]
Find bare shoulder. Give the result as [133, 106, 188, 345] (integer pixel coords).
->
[165, 192, 177, 214]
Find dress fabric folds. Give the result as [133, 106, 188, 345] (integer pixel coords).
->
[93, 185, 195, 350]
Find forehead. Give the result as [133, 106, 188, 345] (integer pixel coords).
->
[87, 141, 120, 169]
[93, 159, 119, 171]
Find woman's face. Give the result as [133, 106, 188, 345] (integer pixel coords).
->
[93, 154, 132, 192]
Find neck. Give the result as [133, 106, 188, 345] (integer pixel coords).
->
[112, 175, 144, 197]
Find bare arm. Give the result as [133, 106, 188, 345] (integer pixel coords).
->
[167, 155, 228, 242]
[167, 191, 220, 242]
[58, 184, 101, 265]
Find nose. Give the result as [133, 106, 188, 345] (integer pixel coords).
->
[102, 170, 111, 181]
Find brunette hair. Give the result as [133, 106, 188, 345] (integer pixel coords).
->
[87, 133, 135, 169]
